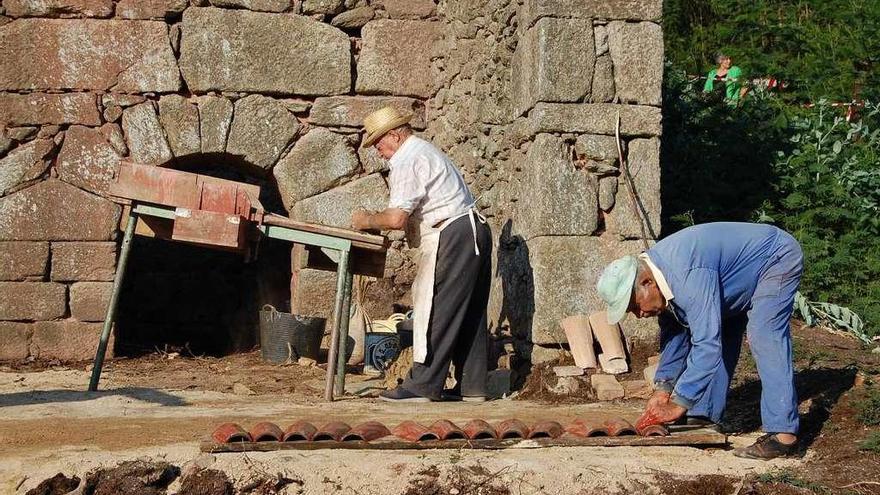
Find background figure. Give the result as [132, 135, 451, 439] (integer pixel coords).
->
[704, 51, 749, 103]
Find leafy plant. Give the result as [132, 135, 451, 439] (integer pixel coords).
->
[859, 431, 880, 453]
[756, 469, 830, 494]
[794, 292, 871, 345]
[856, 387, 880, 426]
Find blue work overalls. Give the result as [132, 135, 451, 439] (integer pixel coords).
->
[649, 222, 803, 434]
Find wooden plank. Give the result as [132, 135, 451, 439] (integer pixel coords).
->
[172, 209, 247, 250]
[262, 214, 387, 251]
[200, 429, 727, 453]
[300, 245, 387, 278]
[109, 163, 200, 209]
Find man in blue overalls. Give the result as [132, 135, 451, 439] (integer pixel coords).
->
[597, 222, 804, 459]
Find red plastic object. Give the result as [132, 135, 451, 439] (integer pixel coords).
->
[392, 421, 439, 442]
[313, 421, 351, 441]
[212, 423, 253, 444]
[565, 419, 608, 438]
[529, 421, 564, 439]
[496, 419, 530, 439]
[250, 422, 283, 442]
[430, 420, 467, 440]
[639, 424, 670, 437]
[604, 419, 637, 437]
[283, 420, 317, 442]
[342, 421, 392, 442]
[463, 419, 497, 440]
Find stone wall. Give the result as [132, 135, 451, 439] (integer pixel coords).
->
[0, 0, 663, 363]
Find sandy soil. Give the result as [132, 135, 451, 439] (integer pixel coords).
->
[2, 323, 878, 494]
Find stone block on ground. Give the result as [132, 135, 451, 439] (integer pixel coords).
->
[122, 102, 174, 165]
[551, 375, 581, 395]
[0, 321, 31, 361]
[643, 362, 658, 384]
[209, 0, 291, 12]
[179, 7, 351, 95]
[516, 134, 598, 239]
[0, 241, 48, 281]
[159, 95, 201, 158]
[56, 125, 121, 194]
[511, 17, 594, 117]
[69, 281, 112, 321]
[115, 0, 188, 19]
[31, 320, 110, 361]
[2, 0, 115, 18]
[291, 174, 388, 227]
[0, 282, 66, 320]
[196, 96, 233, 154]
[621, 379, 653, 399]
[591, 373, 624, 400]
[553, 365, 585, 377]
[51, 242, 116, 281]
[309, 96, 426, 129]
[0, 138, 55, 196]
[607, 21, 663, 106]
[226, 95, 301, 170]
[274, 128, 359, 209]
[0, 19, 180, 92]
[356, 20, 441, 98]
[528, 103, 662, 137]
[0, 93, 100, 126]
[606, 138, 661, 239]
[0, 179, 121, 241]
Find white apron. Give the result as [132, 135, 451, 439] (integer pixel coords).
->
[410, 206, 486, 363]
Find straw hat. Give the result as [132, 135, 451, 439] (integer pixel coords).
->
[361, 106, 412, 147]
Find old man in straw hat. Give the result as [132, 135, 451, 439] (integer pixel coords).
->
[351, 106, 492, 403]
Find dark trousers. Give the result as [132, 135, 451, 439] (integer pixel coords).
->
[403, 213, 493, 400]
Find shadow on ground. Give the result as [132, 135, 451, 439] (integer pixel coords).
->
[0, 387, 188, 408]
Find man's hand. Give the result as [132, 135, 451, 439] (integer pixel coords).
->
[351, 209, 371, 230]
[636, 392, 685, 430]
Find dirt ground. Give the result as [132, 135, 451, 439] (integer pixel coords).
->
[2, 322, 879, 494]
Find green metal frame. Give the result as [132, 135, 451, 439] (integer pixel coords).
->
[89, 201, 356, 401]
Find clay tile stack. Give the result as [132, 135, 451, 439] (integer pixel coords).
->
[211, 418, 669, 445]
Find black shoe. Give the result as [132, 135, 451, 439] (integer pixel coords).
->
[733, 433, 798, 460]
[379, 386, 431, 403]
[439, 391, 487, 402]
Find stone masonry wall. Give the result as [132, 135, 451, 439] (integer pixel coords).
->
[0, 0, 662, 363]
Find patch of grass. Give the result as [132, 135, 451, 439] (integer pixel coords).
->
[859, 431, 880, 453]
[855, 387, 880, 426]
[757, 469, 830, 494]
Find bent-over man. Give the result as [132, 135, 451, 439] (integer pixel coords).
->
[597, 222, 803, 459]
[351, 106, 492, 403]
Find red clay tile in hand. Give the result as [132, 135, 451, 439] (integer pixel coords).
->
[212, 423, 253, 444]
[342, 421, 392, 442]
[313, 421, 351, 441]
[604, 418, 637, 437]
[392, 421, 440, 442]
[463, 419, 498, 440]
[430, 420, 467, 440]
[250, 422, 283, 442]
[528, 421, 564, 439]
[283, 420, 318, 442]
[496, 419, 530, 439]
[565, 419, 608, 438]
[638, 424, 670, 437]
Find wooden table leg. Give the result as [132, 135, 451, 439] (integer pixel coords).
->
[335, 252, 354, 397]
[324, 248, 351, 401]
[88, 208, 138, 391]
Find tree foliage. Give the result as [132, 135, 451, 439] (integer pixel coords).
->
[664, 0, 880, 101]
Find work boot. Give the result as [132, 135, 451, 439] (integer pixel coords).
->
[733, 433, 798, 460]
[379, 386, 431, 403]
[439, 390, 487, 402]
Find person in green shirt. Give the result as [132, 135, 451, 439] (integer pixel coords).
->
[703, 52, 748, 103]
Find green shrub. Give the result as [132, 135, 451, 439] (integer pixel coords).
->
[856, 388, 880, 426]
[756, 469, 829, 494]
[860, 431, 880, 453]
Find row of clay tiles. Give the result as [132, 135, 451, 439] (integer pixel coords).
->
[213, 419, 669, 444]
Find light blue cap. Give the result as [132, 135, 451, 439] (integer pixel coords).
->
[597, 255, 638, 325]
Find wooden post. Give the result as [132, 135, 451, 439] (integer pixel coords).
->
[324, 248, 351, 401]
